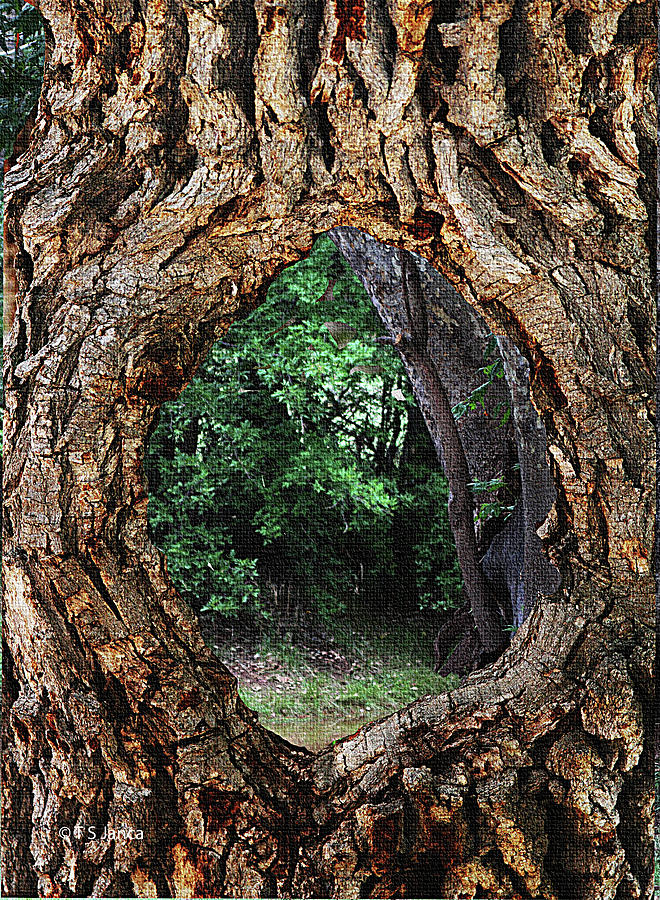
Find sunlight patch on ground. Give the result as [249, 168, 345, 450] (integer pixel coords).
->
[221, 633, 459, 751]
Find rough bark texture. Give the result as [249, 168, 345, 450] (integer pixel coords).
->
[331, 234, 511, 659]
[2, 0, 655, 894]
[328, 229, 560, 647]
[482, 335, 561, 627]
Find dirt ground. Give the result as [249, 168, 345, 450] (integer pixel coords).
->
[199, 613, 441, 750]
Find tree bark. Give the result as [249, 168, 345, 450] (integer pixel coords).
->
[328, 229, 559, 661]
[2, 0, 654, 894]
[396, 246, 506, 660]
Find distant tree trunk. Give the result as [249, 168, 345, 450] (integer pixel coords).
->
[397, 247, 506, 661]
[390, 403, 434, 611]
[2, 0, 654, 894]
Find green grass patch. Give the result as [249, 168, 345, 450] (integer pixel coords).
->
[232, 623, 459, 750]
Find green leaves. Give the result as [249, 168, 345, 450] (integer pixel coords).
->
[0, 0, 45, 158]
[469, 473, 515, 523]
[146, 235, 462, 622]
[451, 336, 510, 426]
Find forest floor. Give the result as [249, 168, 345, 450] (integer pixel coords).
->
[201, 614, 459, 750]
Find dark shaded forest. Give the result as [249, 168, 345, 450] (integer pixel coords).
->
[145, 235, 474, 626]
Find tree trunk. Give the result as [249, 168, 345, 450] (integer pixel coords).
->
[2, 0, 654, 893]
[396, 246, 506, 660]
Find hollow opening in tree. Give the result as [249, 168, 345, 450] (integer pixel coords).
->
[144, 230, 560, 751]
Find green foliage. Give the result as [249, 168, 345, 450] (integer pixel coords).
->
[0, 0, 45, 158]
[469, 471, 516, 524]
[452, 336, 516, 525]
[452, 334, 510, 427]
[409, 471, 462, 609]
[146, 236, 462, 623]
